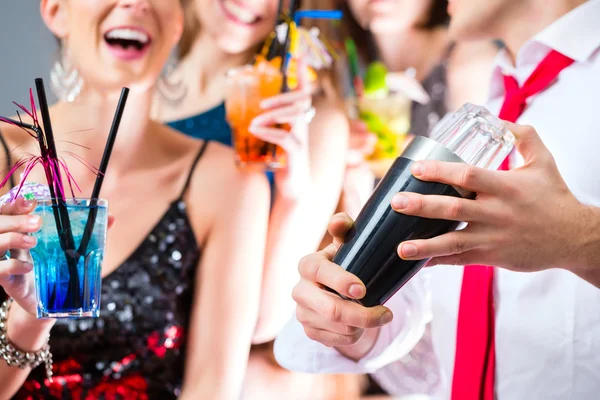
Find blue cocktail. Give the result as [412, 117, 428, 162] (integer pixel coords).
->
[31, 198, 108, 318]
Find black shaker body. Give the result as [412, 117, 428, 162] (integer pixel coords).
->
[332, 136, 473, 307]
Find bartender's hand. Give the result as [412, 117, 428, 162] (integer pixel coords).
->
[293, 213, 393, 359]
[391, 122, 600, 284]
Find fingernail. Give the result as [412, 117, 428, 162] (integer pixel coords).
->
[260, 100, 271, 109]
[380, 311, 393, 325]
[22, 262, 33, 271]
[28, 216, 41, 227]
[348, 284, 365, 298]
[401, 243, 418, 258]
[24, 200, 35, 208]
[392, 194, 409, 210]
[23, 235, 36, 245]
[411, 162, 425, 176]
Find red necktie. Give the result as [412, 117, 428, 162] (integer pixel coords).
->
[451, 49, 574, 400]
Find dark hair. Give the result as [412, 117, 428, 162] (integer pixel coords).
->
[423, 0, 451, 29]
[338, 0, 450, 63]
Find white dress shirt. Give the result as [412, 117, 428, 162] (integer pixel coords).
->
[274, 1, 600, 399]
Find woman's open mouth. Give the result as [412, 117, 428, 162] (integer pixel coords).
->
[103, 27, 152, 61]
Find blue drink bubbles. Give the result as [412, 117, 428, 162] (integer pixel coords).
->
[31, 198, 108, 318]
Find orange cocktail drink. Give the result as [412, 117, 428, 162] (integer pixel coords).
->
[225, 62, 289, 170]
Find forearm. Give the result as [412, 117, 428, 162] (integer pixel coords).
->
[180, 363, 249, 400]
[183, 307, 258, 399]
[0, 303, 54, 399]
[180, 380, 243, 399]
[255, 99, 348, 342]
[254, 195, 326, 343]
[569, 205, 600, 288]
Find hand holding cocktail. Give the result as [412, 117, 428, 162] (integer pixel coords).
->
[248, 86, 313, 152]
[0, 81, 127, 322]
[248, 62, 314, 199]
[0, 193, 116, 320]
[225, 5, 340, 200]
[0, 197, 43, 317]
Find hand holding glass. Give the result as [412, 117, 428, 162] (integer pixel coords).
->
[225, 64, 290, 170]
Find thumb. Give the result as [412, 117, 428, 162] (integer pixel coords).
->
[327, 213, 355, 247]
[504, 121, 552, 165]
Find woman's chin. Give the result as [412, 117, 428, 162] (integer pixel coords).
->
[217, 35, 255, 56]
[370, 18, 412, 34]
[83, 71, 156, 96]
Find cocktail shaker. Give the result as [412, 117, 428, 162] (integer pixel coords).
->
[332, 103, 514, 307]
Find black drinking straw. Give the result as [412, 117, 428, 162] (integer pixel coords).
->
[0, 117, 37, 132]
[35, 78, 80, 308]
[77, 87, 129, 257]
[265, 0, 286, 61]
[279, 0, 298, 94]
[261, 0, 298, 159]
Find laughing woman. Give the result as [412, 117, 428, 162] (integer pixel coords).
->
[0, 1, 270, 399]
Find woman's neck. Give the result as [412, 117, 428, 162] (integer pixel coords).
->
[180, 31, 254, 95]
[372, 26, 450, 81]
[55, 85, 154, 166]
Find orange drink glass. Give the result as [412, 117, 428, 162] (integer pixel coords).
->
[225, 63, 289, 170]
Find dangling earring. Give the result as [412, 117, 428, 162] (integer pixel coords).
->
[50, 43, 83, 103]
[156, 50, 188, 106]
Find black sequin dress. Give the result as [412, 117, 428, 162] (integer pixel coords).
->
[5, 138, 209, 400]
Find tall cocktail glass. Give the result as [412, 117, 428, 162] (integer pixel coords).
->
[32, 198, 108, 318]
[225, 64, 289, 170]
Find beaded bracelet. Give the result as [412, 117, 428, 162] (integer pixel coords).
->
[0, 299, 53, 381]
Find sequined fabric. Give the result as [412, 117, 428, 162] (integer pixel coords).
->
[14, 200, 201, 400]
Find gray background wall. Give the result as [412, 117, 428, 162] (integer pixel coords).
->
[0, 2, 57, 116]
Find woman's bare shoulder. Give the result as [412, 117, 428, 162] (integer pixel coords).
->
[194, 141, 269, 196]
[155, 123, 269, 206]
[187, 140, 269, 237]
